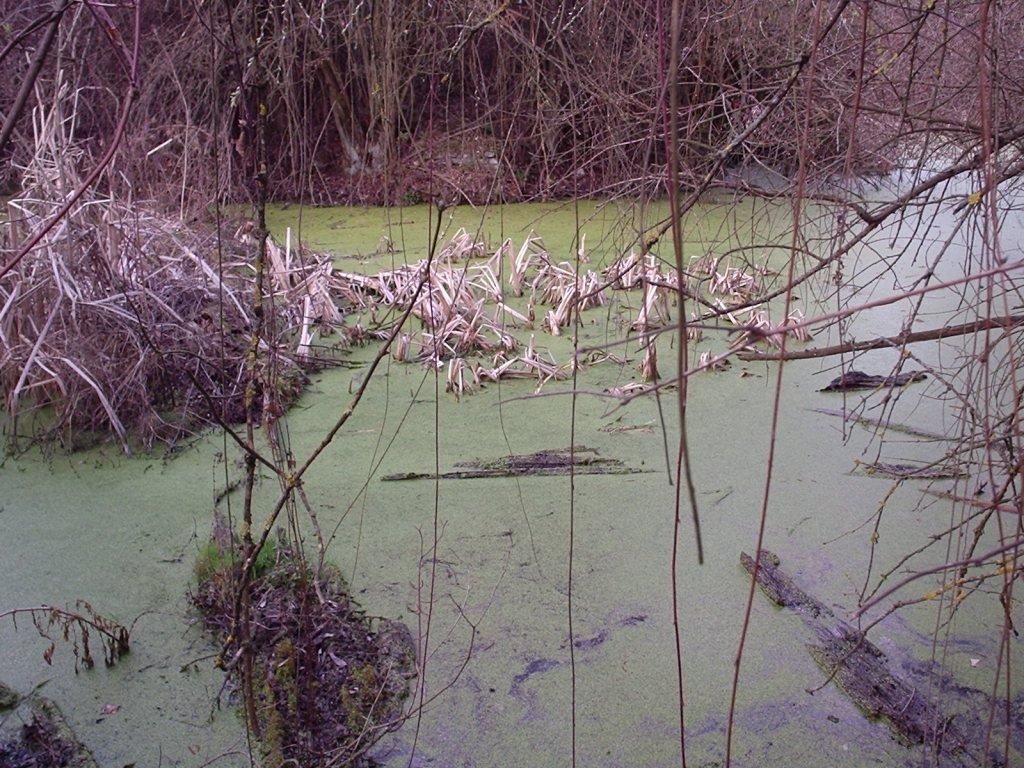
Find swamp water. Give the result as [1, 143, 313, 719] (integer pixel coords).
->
[2, 197, 1020, 766]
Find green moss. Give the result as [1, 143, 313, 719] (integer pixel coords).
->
[350, 662, 377, 691]
[256, 638, 304, 768]
[259, 674, 287, 768]
[0, 681, 18, 710]
[339, 662, 380, 732]
[318, 561, 349, 594]
[272, 638, 299, 717]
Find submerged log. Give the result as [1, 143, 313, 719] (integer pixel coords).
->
[740, 550, 980, 766]
[855, 460, 967, 480]
[382, 446, 646, 481]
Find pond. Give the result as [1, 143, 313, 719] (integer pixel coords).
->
[2, 193, 1020, 767]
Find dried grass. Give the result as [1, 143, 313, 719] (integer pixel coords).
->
[332, 229, 813, 403]
[0, 85, 339, 452]
[0, 191, 338, 452]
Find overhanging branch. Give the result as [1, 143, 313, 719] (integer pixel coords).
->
[737, 314, 1022, 361]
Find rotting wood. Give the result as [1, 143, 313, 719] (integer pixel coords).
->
[740, 549, 980, 766]
[381, 446, 646, 481]
[812, 407, 945, 440]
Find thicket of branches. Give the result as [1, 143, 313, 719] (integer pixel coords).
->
[5, 1, 1016, 208]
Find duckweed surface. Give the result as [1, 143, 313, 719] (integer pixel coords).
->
[2, 198, 1020, 767]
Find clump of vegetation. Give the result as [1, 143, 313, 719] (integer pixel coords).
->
[0, 77, 347, 455]
[0, 692, 99, 768]
[0, 185, 328, 454]
[193, 535, 278, 586]
[191, 535, 417, 767]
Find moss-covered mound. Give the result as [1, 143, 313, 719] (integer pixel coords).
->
[191, 540, 416, 767]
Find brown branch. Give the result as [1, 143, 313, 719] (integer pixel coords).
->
[737, 314, 1023, 361]
[852, 538, 1024, 620]
[447, 0, 514, 63]
[2, 603, 131, 670]
[0, 1, 70, 159]
[0, 3, 67, 67]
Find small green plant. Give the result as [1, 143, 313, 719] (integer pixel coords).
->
[193, 535, 276, 585]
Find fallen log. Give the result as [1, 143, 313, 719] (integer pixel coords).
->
[854, 460, 967, 480]
[740, 550, 980, 766]
[382, 446, 646, 481]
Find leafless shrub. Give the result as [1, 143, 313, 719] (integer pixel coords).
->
[0, 84, 343, 452]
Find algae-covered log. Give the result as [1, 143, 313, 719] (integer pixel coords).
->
[740, 549, 980, 766]
[804, 640, 969, 755]
[819, 369, 927, 392]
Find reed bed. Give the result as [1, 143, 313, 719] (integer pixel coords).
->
[331, 229, 613, 395]
[0, 192, 344, 452]
[331, 228, 811, 402]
